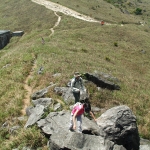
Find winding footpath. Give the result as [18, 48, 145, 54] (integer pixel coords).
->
[21, 56, 36, 115]
[50, 11, 61, 37]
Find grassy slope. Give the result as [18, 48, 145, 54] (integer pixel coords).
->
[0, 0, 150, 149]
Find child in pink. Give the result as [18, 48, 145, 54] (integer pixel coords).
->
[69, 103, 85, 133]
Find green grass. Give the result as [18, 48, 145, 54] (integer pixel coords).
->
[0, 0, 150, 149]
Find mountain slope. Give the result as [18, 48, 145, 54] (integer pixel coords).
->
[0, 0, 150, 149]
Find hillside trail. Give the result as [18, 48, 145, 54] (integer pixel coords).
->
[21, 55, 37, 115]
[50, 11, 61, 37]
[21, 11, 62, 115]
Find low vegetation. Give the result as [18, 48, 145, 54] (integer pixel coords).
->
[0, 0, 150, 149]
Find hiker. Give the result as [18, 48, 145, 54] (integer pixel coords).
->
[69, 102, 86, 133]
[69, 102, 97, 133]
[41, 37, 45, 44]
[101, 20, 104, 25]
[71, 72, 85, 103]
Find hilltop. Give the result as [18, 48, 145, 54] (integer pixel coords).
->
[0, 0, 150, 149]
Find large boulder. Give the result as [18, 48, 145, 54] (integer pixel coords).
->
[31, 84, 57, 100]
[36, 111, 126, 150]
[97, 105, 140, 150]
[24, 104, 45, 128]
[37, 111, 99, 135]
[32, 98, 53, 108]
[140, 138, 150, 150]
[49, 129, 126, 150]
[31, 88, 48, 100]
[84, 72, 120, 90]
[0, 30, 12, 50]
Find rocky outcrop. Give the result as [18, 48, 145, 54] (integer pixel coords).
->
[24, 104, 45, 128]
[37, 111, 99, 135]
[23, 104, 141, 150]
[32, 97, 53, 108]
[0, 30, 24, 50]
[97, 105, 140, 150]
[140, 138, 150, 150]
[37, 110, 125, 150]
[0, 30, 12, 50]
[49, 129, 126, 150]
[12, 31, 24, 36]
[84, 72, 120, 90]
[31, 83, 57, 100]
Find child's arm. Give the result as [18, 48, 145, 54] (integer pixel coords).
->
[73, 110, 79, 130]
[89, 111, 97, 122]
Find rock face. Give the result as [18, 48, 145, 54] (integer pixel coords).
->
[140, 138, 150, 150]
[12, 31, 24, 36]
[24, 104, 45, 128]
[32, 97, 53, 108]
[23, 104, 142, 150]
[37, 111, 126, 150]
[84, 72, 120, 90]
[0, 30, 12, 50]
[49, 129, 126, 150]
[31, 88, 48, 100]
[37, 111, 100, 135]
[97, 105, 140, 150]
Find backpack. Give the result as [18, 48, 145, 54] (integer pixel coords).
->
[72, 77, 82, 87]
[73, 102, 82, 109]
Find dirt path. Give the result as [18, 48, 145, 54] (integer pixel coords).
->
[31, 0, 99, 23]
[21, 56, 36, 115]
[21, 5, 62, 115]
[50, 11, 61, 37]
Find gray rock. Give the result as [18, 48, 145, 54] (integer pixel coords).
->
[26, 106, 34, 116]
[91, 106, 101, 112]
[17, 116, 26, 121]
[52, 73, 61, 77]
[53, 103, 61, 111]
[49, 129, 126, 150]
[84, 72, 120, 90]
[9, 126, 20, 135]
[12, 31, 24, 36]
[32, 98, 53, 108]
[97, 105, 140, 150]
[37, 66, 44, 74]
[24, 105, 45, 128]
[2, 121, 9, 128]
[31, 88, 48, 100]
[0, 30, 12, 50]
[140, 138, 150, 150]
[37, 111, 100, 135]
[36, 110, 126, 150]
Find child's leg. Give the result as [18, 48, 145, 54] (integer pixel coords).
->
[77, 115, 82, 133]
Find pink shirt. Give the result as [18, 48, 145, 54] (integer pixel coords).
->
[71, 104, 84, 116]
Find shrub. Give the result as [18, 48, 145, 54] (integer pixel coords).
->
[114, 42, 118, 47]
[134, 8, 142, 15]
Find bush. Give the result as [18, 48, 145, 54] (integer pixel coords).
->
[114, 42, 118, 47]
[134, 8, 142, 15]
